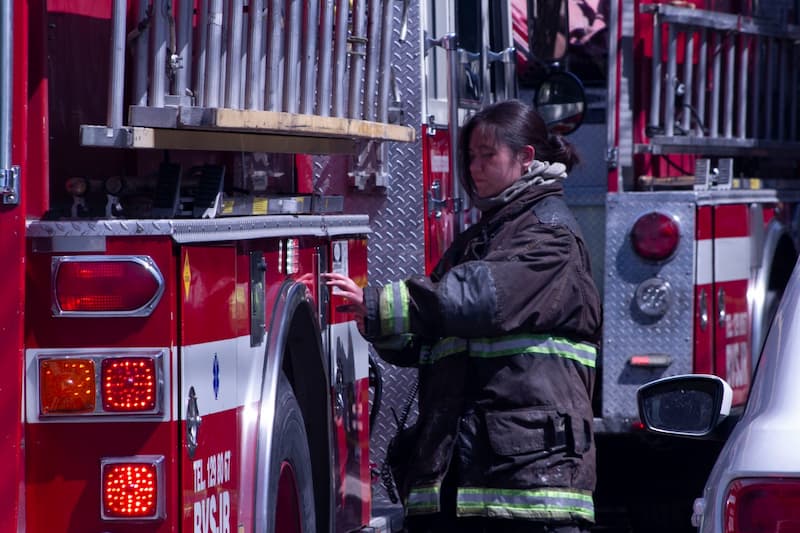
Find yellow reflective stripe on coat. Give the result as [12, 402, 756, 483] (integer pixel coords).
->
[469, 335, 597, 368]
[419, 337, 467, 365]
[379, 281, 410, 336]
[406, 483, 441, 515]
[456, 487, 595, 522]
[419, 334, 596, 368]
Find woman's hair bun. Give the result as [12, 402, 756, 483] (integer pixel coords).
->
[546, 132, 581, 169]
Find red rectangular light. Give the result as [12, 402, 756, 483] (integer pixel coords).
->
[101, 457, 164, 520]
[53, 256, 164, 316]
[725, 478, 800, 533]
[102, 357, 157, 412]
[39, 358, 96, 414]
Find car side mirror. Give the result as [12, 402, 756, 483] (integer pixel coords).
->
[637, 374, 733, 438]
[534, 71, 586, 135]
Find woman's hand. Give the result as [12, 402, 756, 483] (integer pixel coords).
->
[322, 272, 367, 317]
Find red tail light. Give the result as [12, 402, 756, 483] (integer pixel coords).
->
[53, 256, 164, 316]
[631, 212, 680, 261]
[725, 478, 800, 533]
[101, 457, 164, 520]
[36, 352, 163, 417]
[102, 357, 157, 412]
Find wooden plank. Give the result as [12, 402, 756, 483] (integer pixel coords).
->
[130, 127, 357, 154]
[212, 109, 416, 143]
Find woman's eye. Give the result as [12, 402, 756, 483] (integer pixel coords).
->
[469, 151, 494, 162]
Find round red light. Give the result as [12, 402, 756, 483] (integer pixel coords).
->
[631, 212, 680, 261]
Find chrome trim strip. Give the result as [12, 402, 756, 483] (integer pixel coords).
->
[27, 214, 372, 242]
[253, 280, 333, 532]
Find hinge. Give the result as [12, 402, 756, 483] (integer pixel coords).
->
[0, 165, 19, 205]
[606, 147, 619, 169]
[694, 158, 734, 191]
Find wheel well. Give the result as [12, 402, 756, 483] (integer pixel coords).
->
[752, 233, 797, 362]
[768, 235, 796, 294]
[282, 303, 331, 533]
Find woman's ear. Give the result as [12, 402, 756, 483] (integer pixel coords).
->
[519, 145, 536, 169]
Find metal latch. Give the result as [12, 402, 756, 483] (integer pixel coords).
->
[427, 180, 448, 217]
[0, 165, 19, 205]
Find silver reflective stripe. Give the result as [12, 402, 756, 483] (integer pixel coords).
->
[420, 345, 432, 365]
[419, 335, 596, 367]
[379, 282, 410, 335]
[419, 337, 468, 365]
[407, 484, 441, 515]
[372, 333, 415, 352]
[470, 335, 597, 368]
[456, 487, 595, 522]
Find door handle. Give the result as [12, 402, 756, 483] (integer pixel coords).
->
[427, 180, 448, 217]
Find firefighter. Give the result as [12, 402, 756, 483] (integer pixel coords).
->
[325, 99, 601, 533]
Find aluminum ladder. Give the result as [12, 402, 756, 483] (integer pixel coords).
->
[641, 3, 800, 157]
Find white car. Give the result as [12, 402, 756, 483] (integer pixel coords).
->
[637, 258, 800, 533]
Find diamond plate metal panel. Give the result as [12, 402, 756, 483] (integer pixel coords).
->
[364, 0, 423, 505]
[309, 1, 424, 506]
[26, 215, 371, 241]
[561, 120, 609, 296]
[601, 192, 697, 430]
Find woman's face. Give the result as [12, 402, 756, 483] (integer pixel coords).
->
[467, 126, 534, 198]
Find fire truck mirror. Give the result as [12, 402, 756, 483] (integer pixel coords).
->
[534, 71, 586, 136]
[527, 0, 569, 63]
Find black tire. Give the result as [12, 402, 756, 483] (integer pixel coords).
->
[267, 372, 316, 533]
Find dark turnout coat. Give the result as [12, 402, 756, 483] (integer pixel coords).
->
[363, 182, 602, 524]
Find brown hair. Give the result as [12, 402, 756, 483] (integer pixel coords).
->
[458, 99, 580, 197]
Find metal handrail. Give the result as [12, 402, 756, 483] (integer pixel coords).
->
[1, 0, 13, 172]
[0, 0, 19, 205]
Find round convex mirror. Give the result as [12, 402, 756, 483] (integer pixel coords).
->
[534, 71, 586, 135]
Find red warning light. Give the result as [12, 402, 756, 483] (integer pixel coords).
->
[102, 461, 160, 518]
[102, 357, 157, 412]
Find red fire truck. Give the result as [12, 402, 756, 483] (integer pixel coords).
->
[4, 0, 800, 532]
[2, 0, 525, 531]
[505, 0, 800, 530]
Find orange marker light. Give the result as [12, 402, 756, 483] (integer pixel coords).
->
[102, 358, 157, 412]
[102, 462, 158, 518]
[39, 358, 96, 414]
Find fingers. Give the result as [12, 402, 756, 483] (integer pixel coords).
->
[321, 273, 364, 305]
[336, 303, 367, 315]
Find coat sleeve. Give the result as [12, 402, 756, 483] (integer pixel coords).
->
[362, 287, 426, 367]
[364, 223, 602, 342]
